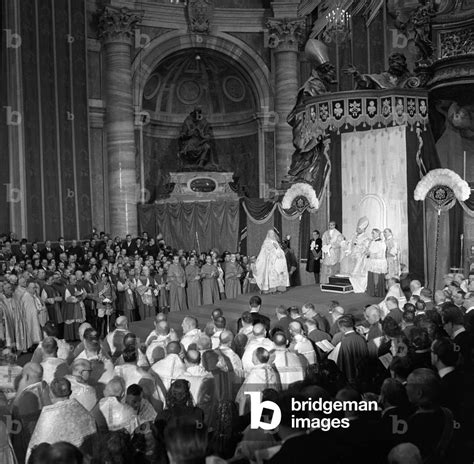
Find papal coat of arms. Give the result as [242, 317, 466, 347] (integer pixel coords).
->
[187, 0, 214, 34]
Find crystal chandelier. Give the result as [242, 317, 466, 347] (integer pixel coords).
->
[324, 2, 351, 43]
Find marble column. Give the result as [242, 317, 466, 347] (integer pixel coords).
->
[267, 17, 305, 188]
[98, 7, 141, 236]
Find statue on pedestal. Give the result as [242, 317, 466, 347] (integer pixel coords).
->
[178, 107, 219, 171]
[287, 39, 336, 197]
[345, 52, 420, 89]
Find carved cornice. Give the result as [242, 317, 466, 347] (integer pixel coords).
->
[104, 2, 267, 32]
[428, 55, 474, 90]
[432, 0, 474, 25]
[98, 6, 143, 44]
[439, 26, 474, 58]
[266, 17, 306, 51]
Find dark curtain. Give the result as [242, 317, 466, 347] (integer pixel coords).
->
[449, 203, 464, 269]
[299, 210, 310, 262]
[405, 127, 441, 282]
[137, 205, 158, 238]
[242, 198, 275, 220]
[273, 207, 282, 239]
[137, 201, 239, 253]
[238, 198, 248, 255]
[465, 187, 474, 210]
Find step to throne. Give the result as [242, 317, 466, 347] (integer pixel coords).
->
[320, 275, 353, 294]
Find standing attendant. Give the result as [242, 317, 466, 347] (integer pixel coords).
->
[64, 275, 87, 341]
[383, 228, 400, 278]
[186, 256, 202, 308]
[155, 266, 169, 313]
[167, 255, 188, 311]
[95, 272, 116, 338]
[116, 269, 137, 322]
[321, 221, 343, 284]
[224, 253, 242, 299]
[367, 229, 387, 297]
[306, 230, 322, 284]
[201, 255, 220, 305]
[136, 266, 157, 320]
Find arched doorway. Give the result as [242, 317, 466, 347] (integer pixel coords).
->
[132, 31, 273, 200]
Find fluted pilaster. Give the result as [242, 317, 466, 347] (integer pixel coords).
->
[267, 17, 305, 187]
[99, 7, 142, 236]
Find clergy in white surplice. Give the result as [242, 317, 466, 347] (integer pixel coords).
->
[383, 228, 401, 278]
[347, 217, 371, 293]
[321, 221, 343, 284]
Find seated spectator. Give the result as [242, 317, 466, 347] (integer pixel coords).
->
[237, 347, 280, 415]
[163, 416, 209, 464]
[211, 316, 227, 349]
[272, 331, 304, 389]
[27, 378, 97, 461]
[387, 443, 422, 464]
[180, 316, 202, 351]
[125, 383, 157, 425]
[270, 305, 291, 339]
[155, 379, 204, 437]
[11, 363, 51, 464]
[301, 302, 330, 333]
[100, 430, 134, 464]
[65, 358, 97, 412]
[241, 323, 275, 373]
[104, 315, 130, 360]
[31, 321, 73, 364]
[441, 304, 473, 369]
[114, 345, 164, 411]
[151, 341, 185, 391]
[28, 442, 84, 464]
[91, 377, 138, 435]
[288, 321, 316, 366]
[40, 337, 69, 384]
[405, 368, 455, 462]
[177, 349, 215, 421]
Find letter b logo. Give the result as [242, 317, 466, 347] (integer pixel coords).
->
[246, 392, 281, 431]
[391, 415, 408, 435]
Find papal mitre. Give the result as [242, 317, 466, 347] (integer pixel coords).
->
[305, 39, 330, 67]
[357, 216, 369, 231]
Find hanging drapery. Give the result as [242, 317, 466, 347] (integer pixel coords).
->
[137, 201, 240, 254]
[138, 196, 323, 258]
[291, 88, 442, 281]
[459, 184, 474, 216]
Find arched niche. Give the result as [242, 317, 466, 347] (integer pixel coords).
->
[132, 31, 273, 201]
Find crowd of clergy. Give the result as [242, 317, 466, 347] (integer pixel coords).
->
[0, 232, 473, 463]
[0, 232, 282, 350]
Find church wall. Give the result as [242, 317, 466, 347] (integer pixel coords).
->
[228, 32, 271, 68]
[0, 3, 11, 234]
[2, 0, 93, 241]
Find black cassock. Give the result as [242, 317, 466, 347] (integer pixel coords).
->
[306, 238, 322, 273]
[337, 331, 369, 384]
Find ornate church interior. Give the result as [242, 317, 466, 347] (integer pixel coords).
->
[1, 1, 474, 463]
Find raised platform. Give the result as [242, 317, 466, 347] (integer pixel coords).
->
[129, 284, 379, 342]
[160, 171, 239, 203]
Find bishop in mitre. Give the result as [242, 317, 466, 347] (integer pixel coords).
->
[347, 217, 371, 293]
